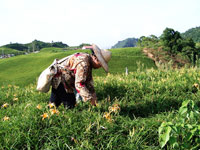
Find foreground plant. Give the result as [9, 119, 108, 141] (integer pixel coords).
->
[108, 103, 120, 113]
[13, 97, 19, 101]
[50, 108, 59, 115]
[159, 100, 200, 149]
[48, 103, 55, 108]
[36, 104, 42, 110]
[103, 103, 121, 122]
[41, 113, 49, 120]
[3, 116, 10, 121]
[2, 103, 9, 108]
[103, 112, 112, 122]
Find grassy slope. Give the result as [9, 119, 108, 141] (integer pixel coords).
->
[0, 47, 156, 86]
[0, 47, 25, 55]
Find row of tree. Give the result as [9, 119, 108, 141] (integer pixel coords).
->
[2, 40, 69, 52]
[137, 28, 200, 65]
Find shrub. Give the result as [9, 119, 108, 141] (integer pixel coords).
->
[159, 100, 200, 149]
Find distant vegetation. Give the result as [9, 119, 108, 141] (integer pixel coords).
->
[1, 26, 199, 59]
[0, 47, 25, 55]
[0, 41, 94, 58]
[112, 38, 138, 48]
[1, 40, 69, 52]
[182, 26, 200, 43]
[138, 27, 200, 66]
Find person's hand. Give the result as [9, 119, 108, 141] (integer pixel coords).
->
[90, 98, 97, 106]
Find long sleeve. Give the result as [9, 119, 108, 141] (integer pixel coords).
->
[75, 61, 96, 102]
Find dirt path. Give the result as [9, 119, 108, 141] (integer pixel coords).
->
[143, 48, 156, 61]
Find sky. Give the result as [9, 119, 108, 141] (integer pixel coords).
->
[0, 0, 200, 49]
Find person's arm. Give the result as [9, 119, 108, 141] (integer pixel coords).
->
[75, 62, 97, 106]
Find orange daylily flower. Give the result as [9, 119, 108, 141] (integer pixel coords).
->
[36, 104, 42, 110]
[13, 97, 19, 101]
[48, 103, 55, 108]
[193, 83, 199, 88]
[50, 109, 59, 115]
[2, 103, 9, 108]
[3, 116, 10, 121]
[109, 104, 120, 113]
[103, 112, 112, 122]
[41, 113, 49, 120]
[103, 112, 110, 118]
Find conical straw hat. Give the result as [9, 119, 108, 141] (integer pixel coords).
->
[92, 44, 111, 72]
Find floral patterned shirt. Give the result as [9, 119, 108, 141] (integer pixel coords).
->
[51, 53, 96, 102]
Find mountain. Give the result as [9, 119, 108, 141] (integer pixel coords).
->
[112, 38, 138, 48]
[1, 40, 69, 52]
[181, 26, 200, 42]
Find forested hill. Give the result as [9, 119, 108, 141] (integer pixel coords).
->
[1, 40, 69, 51]
[182, 26, 200, 42]
[112, 38, 138, 48]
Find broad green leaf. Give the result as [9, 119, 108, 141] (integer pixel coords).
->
[181, 100, 190, 107]
[158, 122, 167, 134]
[167, 122, 173, 126]
[186, 124, 193, 129]
[159, 126, 171, 148]
[179, 107, 188, 115]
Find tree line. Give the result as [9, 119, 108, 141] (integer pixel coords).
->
[137, 28, 200, 65]
[2, 40, 69, 52]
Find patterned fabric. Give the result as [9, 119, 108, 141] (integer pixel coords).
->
[51, 53, 96, 102]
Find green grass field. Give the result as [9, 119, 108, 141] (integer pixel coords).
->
[0, 47, 156, 86]
[1, 47, 200, 149]
[1, 67, 200, 149]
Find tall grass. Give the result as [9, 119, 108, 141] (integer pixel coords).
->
[1, 67, 200, 149]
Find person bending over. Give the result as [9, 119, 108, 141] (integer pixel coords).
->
[50, 44, 111, 108]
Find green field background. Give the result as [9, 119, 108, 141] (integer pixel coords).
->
[0, 47, 156, 86]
